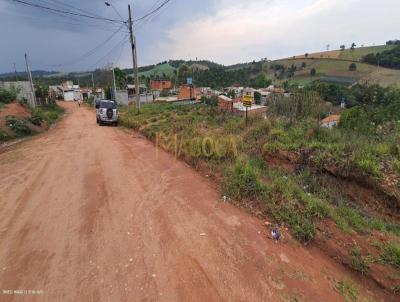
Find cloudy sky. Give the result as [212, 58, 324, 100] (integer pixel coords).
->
[0, 0, 399, 73]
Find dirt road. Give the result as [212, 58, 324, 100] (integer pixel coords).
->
[0, 102, 392, 301]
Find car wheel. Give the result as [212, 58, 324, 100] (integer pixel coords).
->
[114, 122, 118, 127]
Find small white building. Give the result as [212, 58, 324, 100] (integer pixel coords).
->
[61, 81, 81, 101]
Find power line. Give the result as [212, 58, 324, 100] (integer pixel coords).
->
[135, 0, 174, 31]
[49, 0, 108, 20]
[133, 0, 172, 23]
[91, 35, 130, 68]
[10, 0, 125, 24]
[0, 10, 122, 32]
[35, 24, 126, 68]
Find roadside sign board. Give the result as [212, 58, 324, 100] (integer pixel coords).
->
[187, 77, 193, 85]
[243, 93, 253, 107]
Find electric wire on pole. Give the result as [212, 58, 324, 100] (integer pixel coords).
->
[24, 53, 36, 107]
[128, 4, 140, 112]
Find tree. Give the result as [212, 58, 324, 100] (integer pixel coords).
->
[310, 68, 317, 77]
[340, 45, 346, 51]
[351, 42, 356, 50]
[339, 106, 371, 134]
[349, 63, 357, 71]
[114, 68, 127, 89]
[227, 90, 236, 99]
[254, 74, 268, 88]
[0, 87, 18, 104]
[305, 53, 309, 58]
[301, 62, 307, 69]
[254, 91, 261, 105]
[177, 64, 191, 86]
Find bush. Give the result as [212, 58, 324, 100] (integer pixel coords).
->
[349, 63, 357, 71]
[352, 152, 380, 177]
[336, 279, 359, 302]
[85, 96, 95, 107]
[30, 113, 43, 126]
[349, 245, 370, 274]
[382, 242, 400, 270]
[224, 159, 264, 200]
[0, 129, 9, 141]
[6, 116, 33, 137]
[340, 106, 372, 134]
[393, 160, 400, 175]
[0, 87, 18, 104]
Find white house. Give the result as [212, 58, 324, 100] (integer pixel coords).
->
[61, 81, 81, 101]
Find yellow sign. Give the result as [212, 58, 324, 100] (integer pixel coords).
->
[243, 93, 253, 107]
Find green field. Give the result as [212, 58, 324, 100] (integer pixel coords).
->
[138, 63, 177, 78]
[338, 45, 395, 61]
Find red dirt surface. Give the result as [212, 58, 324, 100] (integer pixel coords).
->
[0, 102, 31, 127]
[0, 102, 396, 301]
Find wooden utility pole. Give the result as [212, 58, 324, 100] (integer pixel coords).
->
[13, 63, 18, 81]
[91, 73, 95, 89]
[24, 53, 36, 107]
[128, 5, 140, 112]
[112, 67, 117, 101]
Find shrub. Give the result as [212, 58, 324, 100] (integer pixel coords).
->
[6, 116, 33, 137]
[349, 63, 357, 71]
[336, 279, 359, 302]
[30, 113, 43, 126]
[263, 142, 285, 154]
[292, 218, 316, 243]
[340, 106, 372, 134]
[381, 242, 400, 270]
[349, 245, 369, 274]
[352, 152, 380, 177]
[0, 87, 18, 104]
[393, 160, 400, 175]
[0, 129, 9, 141]
[224, 159, 264, 200]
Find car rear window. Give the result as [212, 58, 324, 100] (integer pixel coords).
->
[100, 101, 117, 109]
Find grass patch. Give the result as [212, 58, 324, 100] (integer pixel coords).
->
[119, 101, 400, 246]
[381, 242, 400, 271]
[31, 103, 64, 125]
[336, 279, 359, 302]
[349, 245, 370, 275]
[6, 116, 33, 137]
[223, 157, 264, 200]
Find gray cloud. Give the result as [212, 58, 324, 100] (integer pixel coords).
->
[0, 0, 398, 73]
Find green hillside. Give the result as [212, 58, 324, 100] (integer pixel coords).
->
[138, 63, 177, 78]
[338, 45, 396, 61]
[270, 45, 400, 87]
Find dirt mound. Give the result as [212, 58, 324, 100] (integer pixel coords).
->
[0, 102, 31, 127]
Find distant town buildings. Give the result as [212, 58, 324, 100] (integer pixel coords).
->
[150, 79, 172, 91]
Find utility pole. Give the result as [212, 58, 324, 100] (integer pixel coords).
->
[24, 53, 36, 108]
[13, 63, 18, 81]
[112, 67, 117, 101]
[128, 4, 140, 112]
[91, 73, 95, 89]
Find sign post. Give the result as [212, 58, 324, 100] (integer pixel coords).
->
[187, 77, 193, 100]
[242, 92, 253, 127]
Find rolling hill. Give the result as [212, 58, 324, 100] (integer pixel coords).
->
[2, 44, 399, 89]
[273, 45, 400, 87]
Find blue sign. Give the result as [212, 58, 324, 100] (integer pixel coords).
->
[187, 77, 193, 85]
